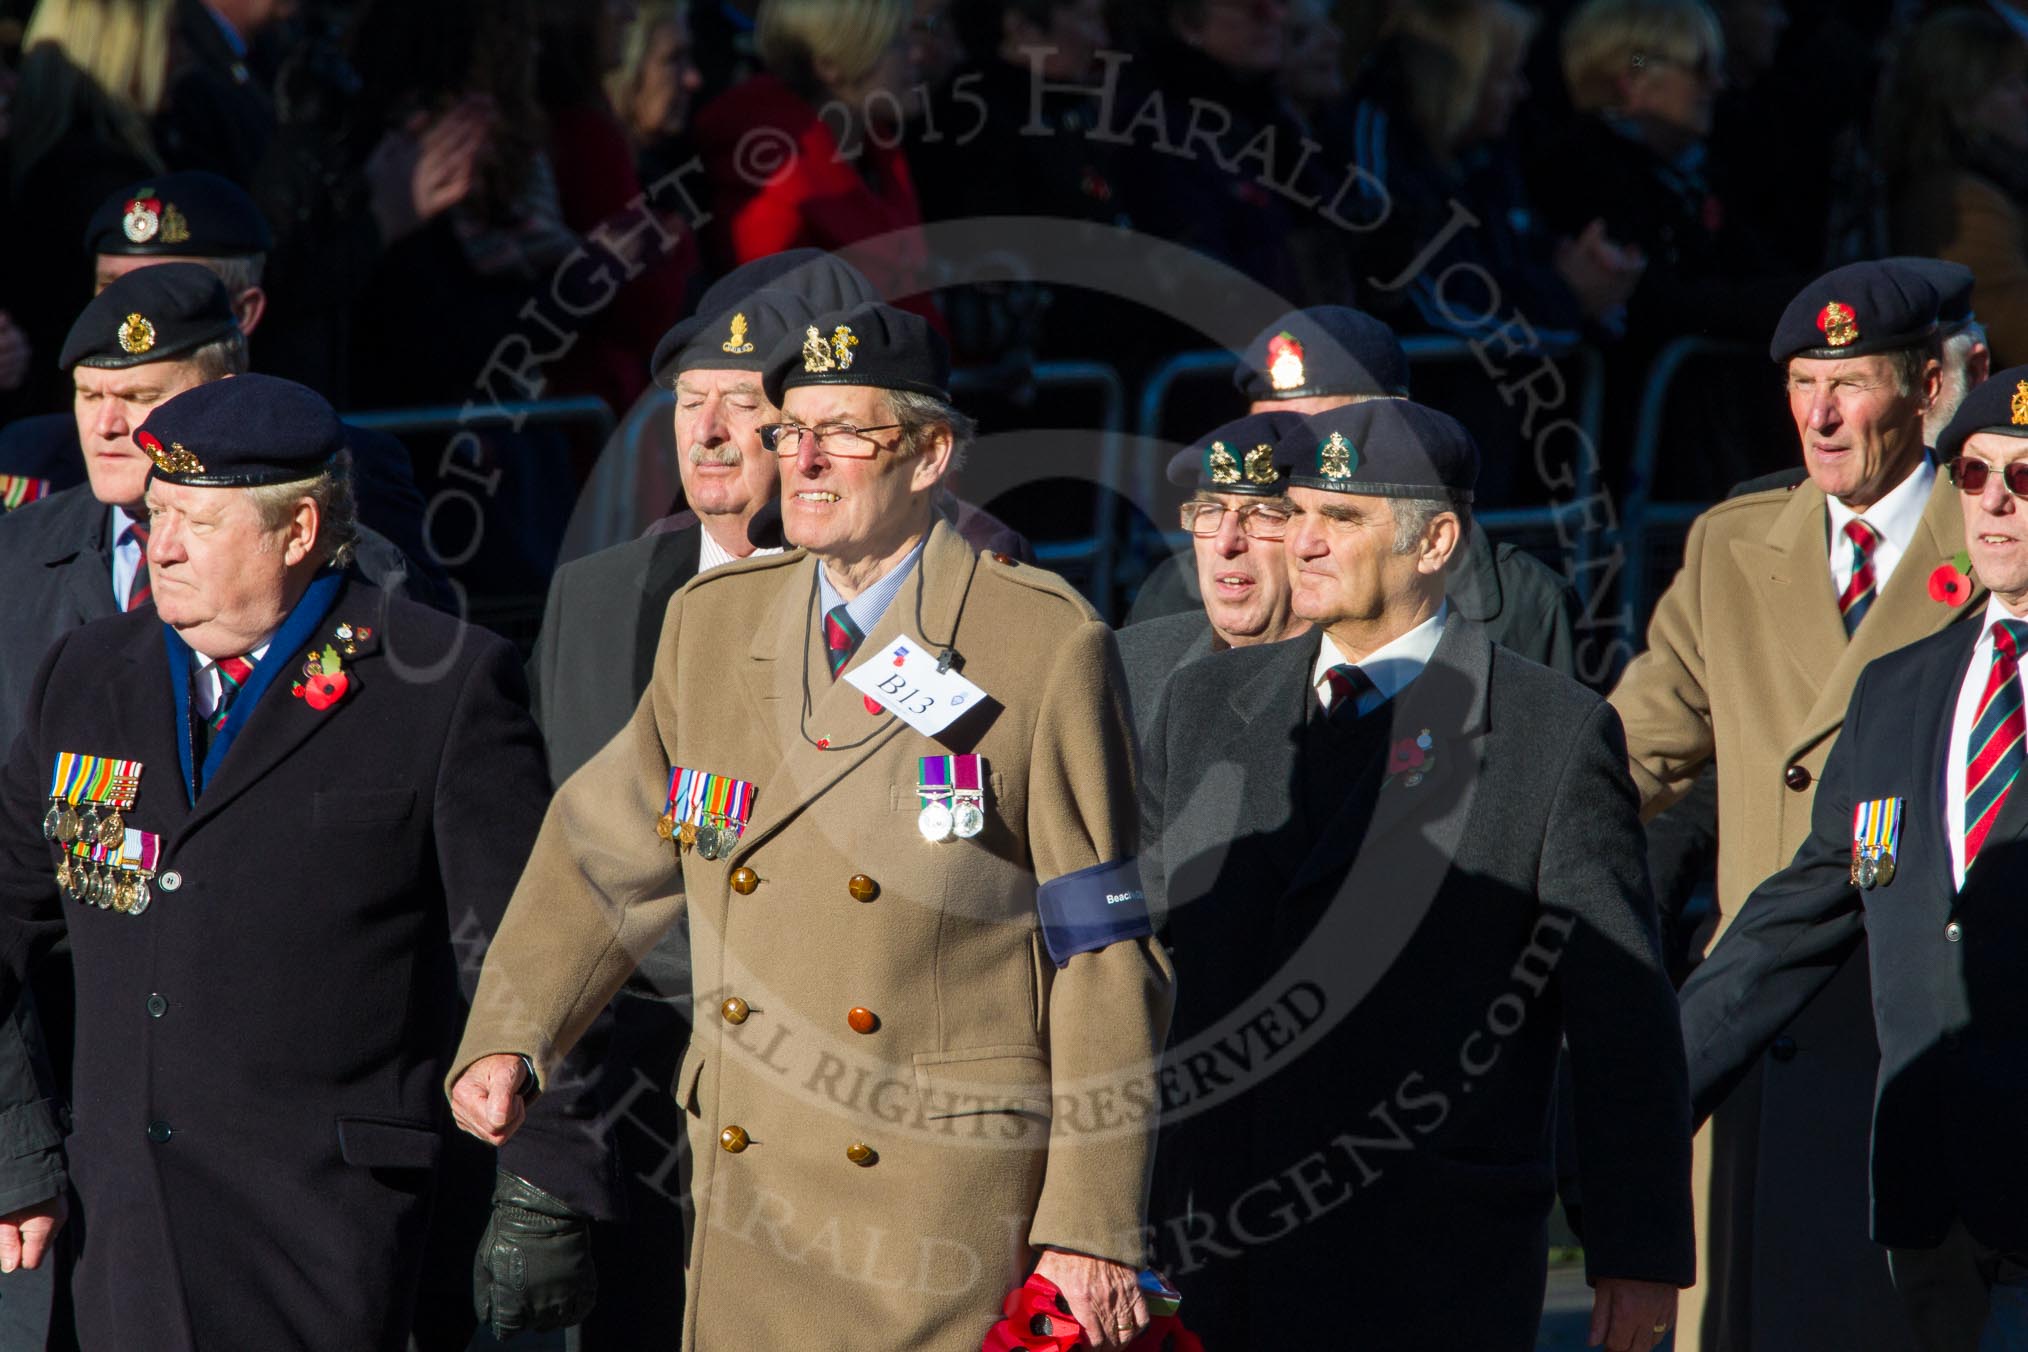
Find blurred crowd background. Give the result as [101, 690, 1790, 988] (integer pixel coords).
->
[0, 0, 2022, 675]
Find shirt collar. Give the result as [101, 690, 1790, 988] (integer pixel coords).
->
[697, 522, 782, 574]
[1312, 602, 1449, 705]
[817, 540, 926, 640]
[1826, 455, 1934, 552]
[111, 504, 140, 543]
[1978, 594, 2028, 643]
[191, 639, 274, 675]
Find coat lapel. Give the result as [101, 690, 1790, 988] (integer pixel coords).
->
[1204, 638, 1316, 898]
[1729, 481, 1846, 703]
[49, 493, 119, 628]
[730, 522, 974, 861]
[1924, 626, 1983, 897]
[630, 527, 701, 698]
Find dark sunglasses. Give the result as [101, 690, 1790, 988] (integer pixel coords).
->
[1947, 455, 2028, 498]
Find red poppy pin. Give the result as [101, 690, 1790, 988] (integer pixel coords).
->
[1388, 729, 1436, 788]
[1929, 550, 1974, 606]
[290, 644, 351, 712]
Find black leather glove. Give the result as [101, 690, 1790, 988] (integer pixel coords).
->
[473, 1169, 596, 1338]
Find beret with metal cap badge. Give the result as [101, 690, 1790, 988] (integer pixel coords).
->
[1770, 260, 1941, 362]
[1235, 306, 1411, 402]
[650, 250, 876, 385]
[1283, 399, 1480, 502]
[136, 373, 344, 488]
[85, 170, 274, 258]
[763, 301, 950, 407]
[651, 287, 820, 386]
[59, 262, 239, 372]
[1937, 362, 2028, 460]
[1166, 411, 1307, 494]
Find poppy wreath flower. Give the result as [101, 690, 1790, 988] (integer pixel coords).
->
[289, 643, 353, 712]
[1930, 550, 1974, 605]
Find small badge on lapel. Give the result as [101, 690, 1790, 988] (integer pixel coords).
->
[1388, 730, 1435, 788]
[1850, 797, 1904, 889]
[290, 645, 351, 711]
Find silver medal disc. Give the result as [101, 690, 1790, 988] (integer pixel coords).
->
[698, 829, 722, 862]
[952, 801, 985, 839]
[918, 802, 953, 842]
[41, 803, 60, 840]
[130, 879, 150, 915]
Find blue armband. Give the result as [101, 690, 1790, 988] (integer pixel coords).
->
[1036, 858, 1151, 967]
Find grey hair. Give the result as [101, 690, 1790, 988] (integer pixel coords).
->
[1389, 495, 1469, 558]
[199, 253, 265, 294]
[247, 446, 358, 569]
[1929, 323, 1989, 439]
[188, 330, 250, 382]
[885, 388, 977, 474]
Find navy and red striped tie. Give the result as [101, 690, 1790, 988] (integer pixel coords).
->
[823, 606, 863, 680]
[1322, 663, 1377, 721]
[1837, 518, 1880, 636]
[124, 521, 151, 611]
[210, 656, 255, 734]
[1965, 619, 2028, 869]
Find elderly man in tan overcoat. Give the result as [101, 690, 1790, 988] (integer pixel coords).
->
[1612, 261, 1986, 1351]
[447, 301, 1173, 1352]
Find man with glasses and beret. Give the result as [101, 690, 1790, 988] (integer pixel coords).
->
[1118, 410, 1308, 733]
[451, 300, 1173, 1352]
[1141, 399, 1692, 1351]
[0, 373, 611, 1350]
[1678, 367, 2028, 1349]
[1613, 260, 1986, 1352]
[1128, 306, 1580, 675]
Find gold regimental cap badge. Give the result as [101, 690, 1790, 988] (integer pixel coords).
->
[2012, 379, 2028, 427]
[136, 430, 205, 476]
[118, 313, 156, 355]
[722, 312, 753, 355]
[1320, 431, 1356, 479]
[1243, 443, 1277, 485]
[1207, 441, 1239, 484]
[1817, 301, 1859, 348]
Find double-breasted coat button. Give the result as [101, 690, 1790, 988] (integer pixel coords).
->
[845, 1142, 876, 1166]
[730, 867, 759, 895]
[1946, 921, 1964, 943]
[1770, 1036, 1798, 1062]
[146, 1120, 172, 1143]
[1783, 765, 1811, 791]
[721, 997, 751, 1025]
[146, 993, 167, 1018]
[159, 870, 183, 892]
[719, 1125, 750, 1153]
[847, 874, 877, 902]
[847, 1007, 877, 1034]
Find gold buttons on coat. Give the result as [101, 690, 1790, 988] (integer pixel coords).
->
[847, 874, 877, 902]
[721, 997, 750, 1025]
[730, 867, 759, 895]
[719, 1125, 750, 1153]
[847, 1006, 877, 1034]
[845, 1143, 876, 1166]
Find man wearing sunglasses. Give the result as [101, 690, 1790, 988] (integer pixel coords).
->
[452, 300, 1171, 1352]
[1117, 410, 1308, 735]
[1678, 368, 2028, 1347]
[1613, 260, 1987, 1351]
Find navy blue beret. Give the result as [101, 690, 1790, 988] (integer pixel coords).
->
[1283, 400, 1479, 502]
[1166, 411, 1307, 494]
[1937, 364, 2028, 461]
[1770, 261, 1941, 363]
[650, 249, 876, 384]
[85, 171, 273, 258]
[137, 374, 344, 489]
[1235, 306, 1410, 402]
[653, 287, 820, 385]
[1885, 256, 1976, 331]
[763, 301, 950, 406]
[59, 263, 239, 371]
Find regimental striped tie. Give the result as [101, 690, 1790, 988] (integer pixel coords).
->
[823, 605, 863, 681]
[1322, 662, 1378, 721]
[1838, 518, 1881, 636]
[1965, 619, 2028, 869]
[124, 521, 151, 611]
[210, 655, 255, 734]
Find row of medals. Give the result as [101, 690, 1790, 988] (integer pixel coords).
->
[1851, 845, 1896, 888]
[56, 854, 152, 914]
[919, 791, 984, 843]
[42, 799, 125, 850]
[658, 813, 742, 861]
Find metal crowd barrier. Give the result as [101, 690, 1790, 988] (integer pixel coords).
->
[1619, 337, 1763, 624]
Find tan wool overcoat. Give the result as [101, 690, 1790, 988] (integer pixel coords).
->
[1611, 471, 1982, 1351]
[455, 520, 1174, 1351]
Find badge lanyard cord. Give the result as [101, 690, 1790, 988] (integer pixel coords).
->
[795, 544, 970, 753]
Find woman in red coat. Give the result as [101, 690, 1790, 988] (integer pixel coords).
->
[694, 0, 936, 318]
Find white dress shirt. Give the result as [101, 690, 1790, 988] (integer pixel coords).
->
[189, 642, 274, 721]
[697, 523, 783, 575]
[1311, 603, 1449, 716]
[1945, 597, 2028, 888]
[110, 507, 145, 611]
[1825, 456, 1934, 602]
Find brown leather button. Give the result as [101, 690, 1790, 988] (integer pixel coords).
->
[719, 1125, 749, 1153]
[721, 997, 750, 1025]
[847, 1006, 877, 1034]
[730, 867, 759, 894]
[847, 874, 877, 902]
[992, 552, 1017, 566]
[845, 1142, 876, 1166]
[1784, 765, 1811, 791]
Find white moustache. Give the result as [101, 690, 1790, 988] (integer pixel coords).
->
[688, 443, 743, 467]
